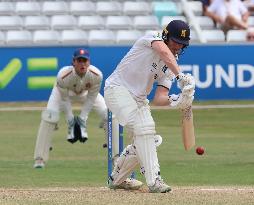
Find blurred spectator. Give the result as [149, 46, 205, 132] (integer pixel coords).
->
[200, 0, 213, 15]
[246, 27, 254, 41]
[204, 0, 249, 32]
[201, 0, 217, 27]
[243, 0, 254, 13]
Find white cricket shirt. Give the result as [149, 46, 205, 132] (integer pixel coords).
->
[56, 65, 102, 118]
[57, 65, 102, 96]
[105, 31, 174, 100]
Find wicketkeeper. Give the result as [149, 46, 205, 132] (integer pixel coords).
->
[104, 20, 195, 193]
[33, 48, 107, 168]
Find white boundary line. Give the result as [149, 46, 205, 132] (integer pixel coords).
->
[0, 104, 254, 111]
[0, 186, 254, 192]
[152, 104, 254, 110]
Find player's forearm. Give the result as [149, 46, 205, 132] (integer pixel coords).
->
[56, 84, 69, 101]
[161, 52, 181, 76]
[62, 100, 74, 121]
[152, 41, 180, 76]
[80, 98, 95, 120]
[152, 95, 171, 106]
[80, 87, 100, 120]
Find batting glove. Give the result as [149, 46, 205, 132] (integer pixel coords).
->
[176, 73, 195, 91]
[169, 93, 194, 109]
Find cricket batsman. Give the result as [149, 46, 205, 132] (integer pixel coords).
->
[104, 20, 195, 193]
[33, 48, 107, 168]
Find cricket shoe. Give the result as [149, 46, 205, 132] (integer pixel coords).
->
[148, 176, 171, 193]
[108, 177, 143, 190]
[33, 157, 45, 168]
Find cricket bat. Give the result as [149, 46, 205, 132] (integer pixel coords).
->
[181, 106, 195, 150]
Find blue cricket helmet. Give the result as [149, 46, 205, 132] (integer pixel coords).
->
[162, 20, 190, 46]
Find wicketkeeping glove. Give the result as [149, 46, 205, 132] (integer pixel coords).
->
[67, 116, 88, 143]
[75, 116, 88, 143]
[67, 118, 79, 144]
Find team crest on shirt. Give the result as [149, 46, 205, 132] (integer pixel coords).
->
[85, 83, 91, 89]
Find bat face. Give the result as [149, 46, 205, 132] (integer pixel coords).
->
[182, 106, 192, 120]
[181, 106, 195, 150]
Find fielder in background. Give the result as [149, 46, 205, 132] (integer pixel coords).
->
[33, 48, 107, 168]
[104, 20, 195, 193]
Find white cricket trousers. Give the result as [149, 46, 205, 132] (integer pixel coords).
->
[104, 86, 160, 186]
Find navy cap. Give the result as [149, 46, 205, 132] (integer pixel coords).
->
[73, 48, 90, 60]
[162, 20, 190, 46]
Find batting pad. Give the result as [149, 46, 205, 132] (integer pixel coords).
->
[111, 144, 139, 185]
[34, 110, 59, 161]
[133, 106, 155, 137]
[34, 120, 56, 162]
[134, 135, 160, 186]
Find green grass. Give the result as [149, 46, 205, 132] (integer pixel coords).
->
[0, 104, 254, 188]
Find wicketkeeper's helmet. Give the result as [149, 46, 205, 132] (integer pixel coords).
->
[162, 20, 190, 47]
